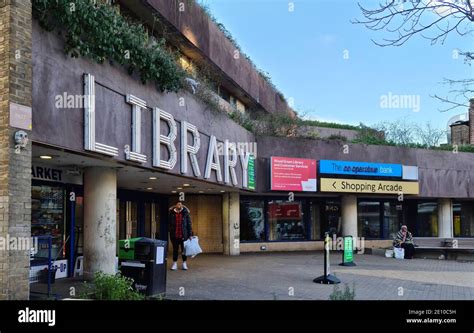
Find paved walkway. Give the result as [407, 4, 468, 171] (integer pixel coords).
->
[165, 252, 474, 300]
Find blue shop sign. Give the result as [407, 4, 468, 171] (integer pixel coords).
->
[319, 160, 402, 178]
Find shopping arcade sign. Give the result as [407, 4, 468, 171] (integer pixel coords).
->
[83, 73, 254, 189]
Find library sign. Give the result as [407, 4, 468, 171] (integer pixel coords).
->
[83, 74, 255, 190]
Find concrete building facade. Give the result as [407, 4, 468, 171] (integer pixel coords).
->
[0, 0, 473, 299]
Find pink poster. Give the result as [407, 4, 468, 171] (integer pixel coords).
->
[270, 156, 317, 191]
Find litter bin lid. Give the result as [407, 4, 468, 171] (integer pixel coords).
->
[135, 238, 167, 247]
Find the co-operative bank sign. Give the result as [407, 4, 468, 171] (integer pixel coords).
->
[319, 160, 402, 178]
[319, 160, 419, 195]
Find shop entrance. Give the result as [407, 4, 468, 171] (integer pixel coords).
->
[358, 199, 403, 239]
[118, 190, 169, 241]
[31, 180, 84, 278]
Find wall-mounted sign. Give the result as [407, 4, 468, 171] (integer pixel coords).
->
[402, 165, 419, 180]
[270, 156, 317, 192]
[319, 160, 402, 178]
[32, 164, 83, 185]
[10, 102, 32, 130]
[83, 74, 254, 190]
[248, 155, 255, 190]
[320, 178, 419, 195]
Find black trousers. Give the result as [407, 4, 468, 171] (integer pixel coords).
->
[171, 237, 187, 262]
[402, 243, 415, 259]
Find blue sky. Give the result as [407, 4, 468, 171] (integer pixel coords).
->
[200, 0, 473, 133]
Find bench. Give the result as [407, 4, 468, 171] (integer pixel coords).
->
[413, 237, 474, 259]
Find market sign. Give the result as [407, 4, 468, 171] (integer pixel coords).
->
[32, 164, 83, 185]
[320, 160, 402, 178]
[320, 178, 419, 195]
[270, 156, 317, 192]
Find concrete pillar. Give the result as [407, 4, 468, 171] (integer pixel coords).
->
[438, 198, 453, 238]
[341, 195, 358, 238]
[83, 167, 117, 279]
[222, 192, 240, 256]
[0, 0, 32, 300]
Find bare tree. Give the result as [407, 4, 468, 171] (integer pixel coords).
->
[375, 119, 446, 146]
[353, 0, 474, 112]
[376, 119, 416, 145]
[415, 121, 447, 147]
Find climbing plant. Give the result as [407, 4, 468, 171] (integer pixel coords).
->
[32, 0, 186, 93]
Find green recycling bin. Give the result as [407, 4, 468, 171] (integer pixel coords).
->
[118, 237, 167, 297]
[119, 237, 141, 260]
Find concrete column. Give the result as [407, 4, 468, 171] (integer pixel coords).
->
[341, 195, 358, 238]
[438, 198, 453, 238]
[222, 192, 240, 256]
[83, 167, 117, 279]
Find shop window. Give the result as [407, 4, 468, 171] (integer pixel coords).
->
[321, 201, 341, 238]
[240, 199, 265, 241]
[268, 200, 305, 241]
[416, 202, 438, 237]
[31, 185, 65, 259]
[358, 200, 403, 239]
[358, 201, 381, 239]
[382, 202, 403, 240]
[453, 201, 474, 237]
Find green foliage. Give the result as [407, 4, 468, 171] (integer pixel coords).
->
[352, 123, 387, 145]
[435, 144, 474, 153]
[327, 134, 348, 142]
[196, 0, 287, 101]
[302, 130, 320, 139]
[32, 0, 186, 92]
[229, 111, 254, 132]
[80, 271, 145, 300]
[329, 283, 356, 300]
[298, 119, 360, 131]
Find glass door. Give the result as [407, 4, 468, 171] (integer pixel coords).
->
[144, 202, 161, 239]
[119, 200, 138, 239]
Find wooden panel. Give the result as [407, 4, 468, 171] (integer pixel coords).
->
[183, 195, 223, 253]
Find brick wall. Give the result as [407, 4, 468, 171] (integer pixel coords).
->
[0, 0, 32, 300]
[181, 195, 223, 253]
[451, 123, 470, 146]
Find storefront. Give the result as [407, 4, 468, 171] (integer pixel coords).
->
[240, 196, 341, 242]
[31, 164, 84, 279]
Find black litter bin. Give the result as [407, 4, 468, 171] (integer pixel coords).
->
[118, 238, 167, 297]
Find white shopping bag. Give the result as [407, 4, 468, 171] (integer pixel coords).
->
[394, 247, 405, 259]
[184, 236, 203, 258]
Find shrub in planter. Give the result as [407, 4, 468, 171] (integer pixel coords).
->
[80, 272, 145, 300]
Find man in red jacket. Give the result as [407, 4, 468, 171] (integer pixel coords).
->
[169, 202, 193, 270]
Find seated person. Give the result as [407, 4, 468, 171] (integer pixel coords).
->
[393, 225, 415, 259]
